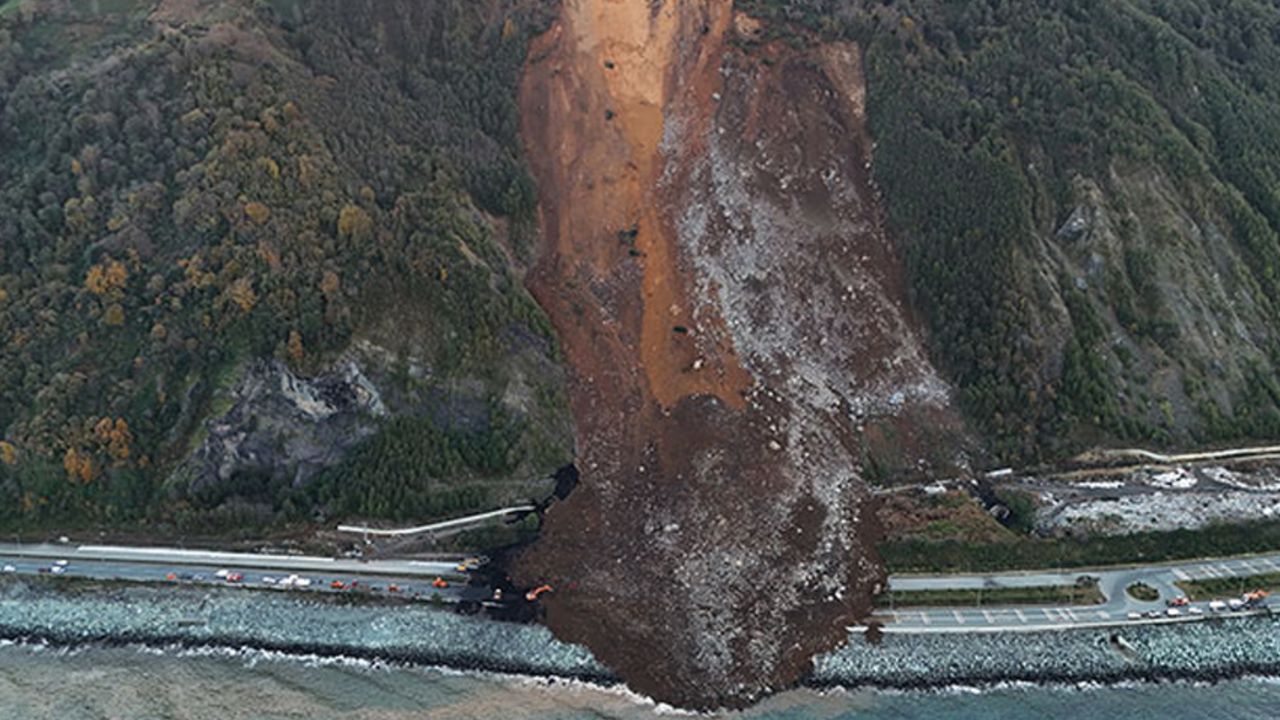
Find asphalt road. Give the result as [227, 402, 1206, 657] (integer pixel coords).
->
[2, 543, 1275, 633]
[0, 543, 497, 605]
[879, 553, 1280, 633]
[337, 505, 536, 537]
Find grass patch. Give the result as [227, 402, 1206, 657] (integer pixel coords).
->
[880, 519, 1280, 573]
[1126, 582, 1160, 602]
[876, 579, 1103, 608]
[1176, 572, 1280, 601]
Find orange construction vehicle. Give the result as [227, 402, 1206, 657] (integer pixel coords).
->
[1243, 589, 1271, 607]
[525, 584, 553, 602]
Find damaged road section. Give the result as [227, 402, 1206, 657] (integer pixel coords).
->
[516, 0, 969, 709]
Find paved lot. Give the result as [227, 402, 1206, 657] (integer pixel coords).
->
[878, 553, 1280, 633]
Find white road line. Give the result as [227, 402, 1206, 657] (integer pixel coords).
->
[953, 610, 965, 624]
[1218, 563, 1235, 577]
[1173, 568, 1191, 581]
[983, 610, 994, 623]
[1015, 609, 1027, 623]
[1065, 608, 1079, 621]
[921, 612, 931, 625]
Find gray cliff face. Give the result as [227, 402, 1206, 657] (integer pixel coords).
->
[181, 359, 387, 494]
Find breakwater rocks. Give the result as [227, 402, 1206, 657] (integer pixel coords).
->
[0, 579, 608, 683]
[813, 616, 1280, 690]
[4, 577, 1280, 697]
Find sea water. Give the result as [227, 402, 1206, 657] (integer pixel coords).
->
[0, 642, 1278, 720]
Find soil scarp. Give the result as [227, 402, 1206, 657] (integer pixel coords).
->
[516, 0, 969, 709]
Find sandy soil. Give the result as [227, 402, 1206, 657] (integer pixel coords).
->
[516, 0, 970, 709]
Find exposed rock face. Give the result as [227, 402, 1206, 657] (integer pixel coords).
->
[517, 0, 969, 708]
[181, 359, 386, 494]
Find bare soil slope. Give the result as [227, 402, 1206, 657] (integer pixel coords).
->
[517, 0, 969, 708]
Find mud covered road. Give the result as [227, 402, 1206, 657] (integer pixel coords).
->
[513, 0, 971, 709]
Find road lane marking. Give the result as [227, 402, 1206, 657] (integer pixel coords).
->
[1173, 568, 1191, 580]
[953, 610, 965, 624]
[983, 610, 994, 623]
[1218, 563, 1235, 577]
[1015, 609, 1027, 623]
[1098, 611, 1110, 619]
[1065, 608, 1079, 621]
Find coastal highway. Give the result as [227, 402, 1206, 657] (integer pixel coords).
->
[878, 553, 1280, 633]
[2, 542, 1275, 633]
[0, 543, 498, 605]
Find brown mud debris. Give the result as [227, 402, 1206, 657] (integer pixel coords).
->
[517, 0, 969, 709]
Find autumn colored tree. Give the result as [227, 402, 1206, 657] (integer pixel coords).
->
[337, 204, 373, 241]
[287, 329, 305, 363]
[85, 258, 128, 296]
[227, 277, 258, 313]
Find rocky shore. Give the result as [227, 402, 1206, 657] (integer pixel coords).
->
[5, 576, 1280, 702]
[814, 617, 1280, 690]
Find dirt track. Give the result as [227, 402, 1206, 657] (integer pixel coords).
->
[516, 0, 969, 708]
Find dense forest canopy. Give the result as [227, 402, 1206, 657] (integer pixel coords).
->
[744, 0, 1280, 461]
[0, 0, 570, 532]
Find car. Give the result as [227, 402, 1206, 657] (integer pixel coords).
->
[1228, 598, 1245, 610]
[215, 569, 230, 578]
[330, 580, 346, 590]
[1145, 610, 1162, 619]
[1209, 600, 1227, 612]
[1165, 608, 1182, 617]
[53, 559, 69, 567]
[432, 577, 449, 589]
[1166, 596, 1189, 607]
[1127, 612, 1142, 621]
[1188, 606, 1204, 615]
[50, 565, 66, 575]
[225, 573, 244, 583]
[261, 577, 277, 585]
[165, 573, 178, 582]
[1, 565, 15, 573]
[387, 584, 400, 593]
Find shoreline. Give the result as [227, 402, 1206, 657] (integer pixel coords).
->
[5, 578, 1280, 705]
[4, 630, 1280, 702]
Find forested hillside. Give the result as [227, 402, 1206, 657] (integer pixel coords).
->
[0, 0, 571, 532]
[744, 0, 1280, 461]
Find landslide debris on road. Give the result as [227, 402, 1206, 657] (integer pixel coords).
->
[516, 0, 970, 708]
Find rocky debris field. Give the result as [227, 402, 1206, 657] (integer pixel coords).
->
[1023, 464, 1280, 536]
[514, 0, 970, 708]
